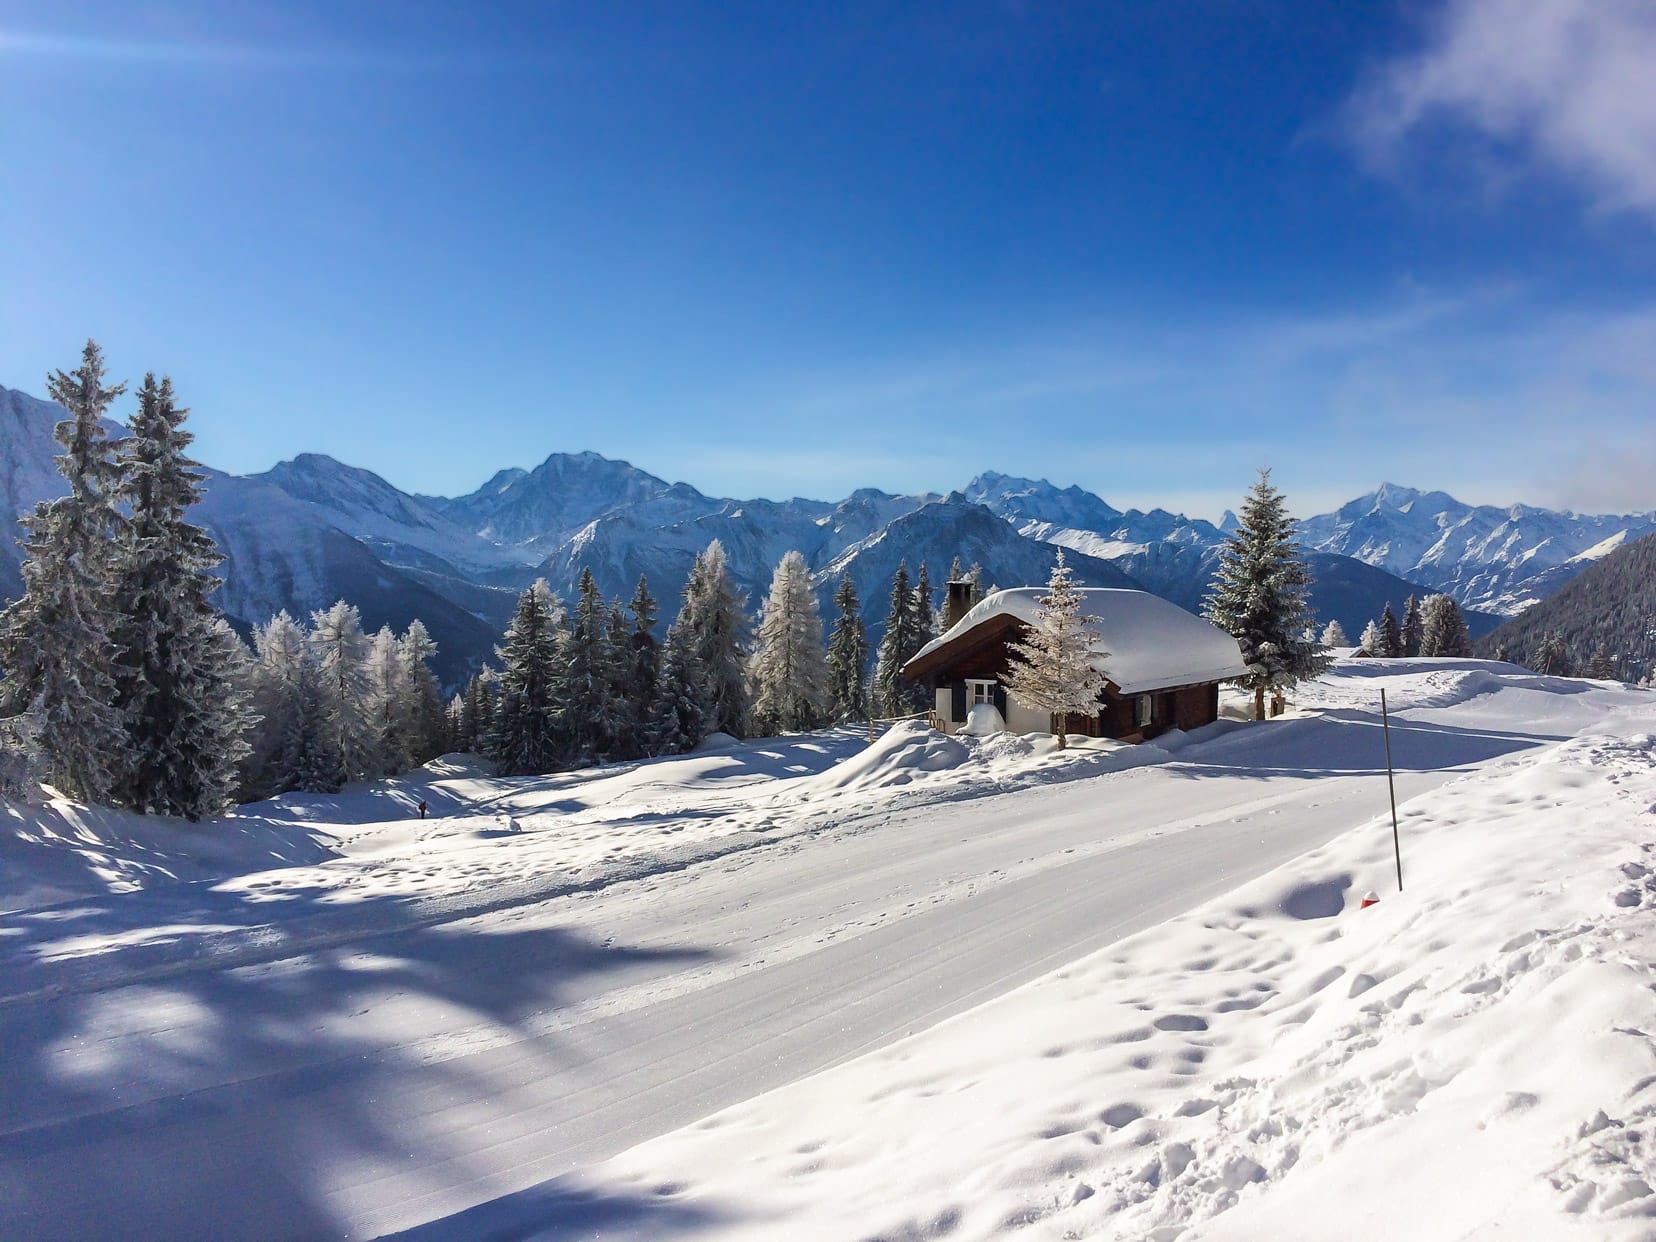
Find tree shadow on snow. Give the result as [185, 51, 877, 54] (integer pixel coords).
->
[0, 885, 727, 1242]
[383, 1176, 732, 1242]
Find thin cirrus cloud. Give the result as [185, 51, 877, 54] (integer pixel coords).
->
[1342, 0, 1656, 220]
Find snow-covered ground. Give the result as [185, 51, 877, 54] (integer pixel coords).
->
[1, 660, 1651, 1240]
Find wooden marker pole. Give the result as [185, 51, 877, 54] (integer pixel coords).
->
[1380, 688, 1403, 892]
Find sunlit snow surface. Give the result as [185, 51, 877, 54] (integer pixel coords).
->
[1, 659, 1652, 1241]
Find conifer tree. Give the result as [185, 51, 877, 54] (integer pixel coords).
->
[751, 551, 832, 734]
[679, 541, 751, 738]
[0, 341, 129, 801]
[109, 373, 251, 817]
[648, 617, 706, 755]
[871, 561, 920, 717]
[826, 573, 870, 722]
[1400, 596, 1425, 658]
[364, 625, 411, 776]
[398, 620, 446, 762]
[1373, 603, 1402, 659]
[1419, 594, 1472, 658]
[1531, 631, 1574, 677]
[246, 611, 317, 797]
[1202, 470, 1330, 719]
[308, 600, 377, 789]
[1359, 619, 1383, 656]
[558, 569, 626, 765]
[1003, 552, 1108, 748]
[1586, 644, 1618, 680]
[487, 580, 563, 775]
[914, 562, 936, 648]
[622, 575, 661, 757]
[1320, 619, 1348, 648]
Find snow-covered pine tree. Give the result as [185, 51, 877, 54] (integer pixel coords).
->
[0, 341, 130, 802]
[456, 668, 498, 754]
[364, 625, 412, 776]
[1202, 469, 1330, 719]
[1320, 619, 1348, 648]
[605, 597, 639, 759]
[680, 541, 752, 739]
[1586, 644, 1618, 680]
[1400, 596, 1424, 658]
[826, 573, 870, 722]
[1359, 619, 1383, 656]
[1003, 551, 1108, 748]
[1374, 604, 1402, 659]
[871, 561, 918, 718]
[109, 373, 253, 817]
[1419, 594, 1472, 658]
[621, 575, 661, 758]
[445, 694, 466, 750]
[914, 562, 936, 649]
[1531, 631, 1574, 677]
[308, 600, 377, 790]
[750, 550, 832, 735]
[0, 713, 44, 803]
[558, 569, 626, 765]
[398, 620, 446, 763]
[648, 616, 706, 755]
[487, 580, 563, 775]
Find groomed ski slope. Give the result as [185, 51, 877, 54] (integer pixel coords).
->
[0, 660, 1650, 1240]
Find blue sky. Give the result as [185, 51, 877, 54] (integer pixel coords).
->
[3, 1, 1654, 519]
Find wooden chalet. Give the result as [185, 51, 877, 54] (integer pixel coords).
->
[902, 585, 1249, 742]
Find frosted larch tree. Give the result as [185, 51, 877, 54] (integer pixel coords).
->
[1320, 619, 1348, 648]
[751, 550, 832, 734]
[826, 573, 869, 722]
[1202, 469, 1329, 720]
[364, 625, 411, 775]
[308, 600, 377, 789]
[1003, 551, 1108, 748]
[398, 620, 446, 763]
[1359, 619, 1383, 656]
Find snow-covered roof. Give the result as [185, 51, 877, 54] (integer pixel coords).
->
[905, 587, 1249, 695]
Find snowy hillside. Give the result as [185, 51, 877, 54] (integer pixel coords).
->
[1299, 483, 1656, 615]
[1, 660, 1650, 1240]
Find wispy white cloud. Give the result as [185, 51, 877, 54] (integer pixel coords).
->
[1343, 0, 1656, 220]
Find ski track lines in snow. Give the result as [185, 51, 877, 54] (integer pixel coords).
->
[0, 660, 1649, 1241]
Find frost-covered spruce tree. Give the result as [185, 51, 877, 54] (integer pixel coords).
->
[0, 341, 129, 802]
[308, 600, 377, 789]
[1203, 470, 1330, 720]
[1400, 596, 1424, 658]
[110, 373, 254, 817]
[1419, 594, 1472, 658]
[872, 561, 923, 717]
[1320, 619, 1348, 648]
[648, 616, 707, 755]
[1374, 603, 1402, 659]
[399, 620, 446, 763]
[1531, 631, 1574, 677]
[364, 625, 411, 776]
[621, 575, 661, 758]
[751, 551, 831, 735]
[913, 562, 936, 648]
[488, 580, 563, 775]
[605, 598, 639, 757]
[0, 714, 44, 803]
[558, 569, 627, 764]
[1003, 551, 1108, 748]
[1359, 619, 1383, 656]
[826, 573, 869, 722]
[680, 541, 751, 738]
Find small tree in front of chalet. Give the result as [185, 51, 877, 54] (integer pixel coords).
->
[1203, 469, 1328, 719]
[1002, 552, 1107, 750]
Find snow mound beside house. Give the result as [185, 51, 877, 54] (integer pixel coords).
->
[803, 721, 973, 794]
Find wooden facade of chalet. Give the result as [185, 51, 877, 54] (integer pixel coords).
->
[902, 586, 1238, 742]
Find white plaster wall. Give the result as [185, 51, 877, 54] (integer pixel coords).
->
[1003, 693, 1051, 735]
